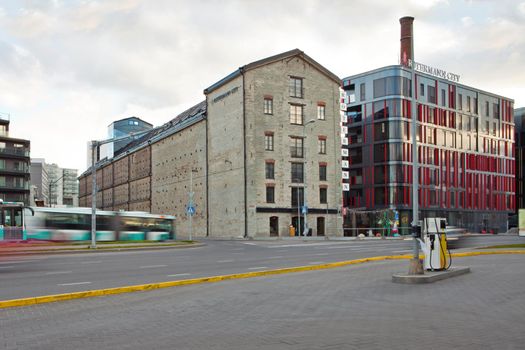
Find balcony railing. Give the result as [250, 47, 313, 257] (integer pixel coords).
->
[0, 148, 30, 157]
[0, 183, 30, 190]
[0, 167, 29, 174]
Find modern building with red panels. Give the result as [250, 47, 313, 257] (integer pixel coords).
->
[341, 67, 515, 234]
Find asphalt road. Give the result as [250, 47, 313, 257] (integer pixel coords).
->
[1, 254, 524, 350]
[0, 235, 522, 300]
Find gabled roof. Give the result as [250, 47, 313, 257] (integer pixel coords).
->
[204, 49, 341, 94]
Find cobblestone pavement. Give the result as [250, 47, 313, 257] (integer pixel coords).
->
[1, 254, 524, 350]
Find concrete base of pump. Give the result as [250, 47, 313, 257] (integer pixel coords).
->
[392, 266, 471, 284]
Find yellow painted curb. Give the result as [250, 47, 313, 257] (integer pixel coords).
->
[0, 250, 523, 309]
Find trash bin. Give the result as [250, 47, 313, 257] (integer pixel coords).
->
[289, 225, 295, 237]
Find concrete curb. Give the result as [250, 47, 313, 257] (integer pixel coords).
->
[0, 242, 205, 256]
[1, 250, 524, 309]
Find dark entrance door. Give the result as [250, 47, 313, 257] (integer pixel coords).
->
[269, 216, 279, 236]
[291, 216, 301, 236]
[317, 217, 325, 236]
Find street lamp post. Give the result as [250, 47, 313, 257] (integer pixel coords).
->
[90, 141, 97, 249]
[48, 174, 64, 207]
[302, 119, 316, 236]
[88, 129, 157, 250]
[188, 168, 197, 241]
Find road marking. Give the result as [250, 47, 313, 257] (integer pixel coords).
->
[242, 243, 257, 246]
[217, 259, 234, 263]
[315, 253, 331, 256]
[57, 282, 92, 286]
[268, 256, 284, 259]
[308, 261, 325, 265]
[0, 266, 14, 269]
[247, 266, 268, 270]
[0, 260, 36, 265]
[323, 244, 397, 250]
[269, 243, 336, 248]
[3, 250, 525, 309]
[392, 250, 412, 253]
[167, 273, 191, 277]
[232, 252, 244, 255]
[81, 260, 102, 264]
[45, 271, 72, 275]
[140, 265, 167, 269]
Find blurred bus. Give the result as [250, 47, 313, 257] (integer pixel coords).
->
[25, 207, 176, 241]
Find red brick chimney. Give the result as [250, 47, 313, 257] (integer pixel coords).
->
[400, 16, 414, 66]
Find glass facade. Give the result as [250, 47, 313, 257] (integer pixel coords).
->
[341, 66, 515, 235]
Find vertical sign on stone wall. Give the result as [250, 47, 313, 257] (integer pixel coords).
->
[340, 87, 350, 192]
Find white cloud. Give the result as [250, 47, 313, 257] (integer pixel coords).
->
[0, 0, 523, 172]
[461, 16, 474, 27]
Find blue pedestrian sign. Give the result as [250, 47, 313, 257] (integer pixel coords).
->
[301, 205, 308, 215]
[186, 205, 196, 216]
[394, 211, 399, 221]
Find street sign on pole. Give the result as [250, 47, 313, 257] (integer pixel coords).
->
[186, 205, 196, 216]
[301, 205, 308, 215]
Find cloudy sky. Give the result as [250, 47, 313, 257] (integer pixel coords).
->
[1, 0, 524, 172]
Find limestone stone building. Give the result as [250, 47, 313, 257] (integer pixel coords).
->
[79, 49, 343, 238]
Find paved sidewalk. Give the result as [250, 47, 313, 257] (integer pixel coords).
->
[1, 254, 524, 349]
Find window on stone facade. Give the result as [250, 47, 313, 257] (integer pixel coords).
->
[318, 138, 326, 154]
[466, 96, 471, 112]
[289, 77, 303, 98]
[266, 185, 275, 203]
[485, 101, 490, 117]
[319, 187, 327, 204]
[291, 187, 304, 207]
[319, 164, 327, 181]
[360, 83, 366, 101]
[290, 137, 303, 158]
[289, 104, 304, 125]
[420, 83, 425, 97]
[265, 162, 274, 179]
[265, 133, 274, 151]
[317, 104, 326, 120]
[264, 97, 273, 115]
[291, 162, 304, 183]
[441, 89, 446, 106]
[458, 93, 463, 110]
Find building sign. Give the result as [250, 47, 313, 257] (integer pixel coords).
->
[406, 59, 460, 83]
[212, 86, 239, 104]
